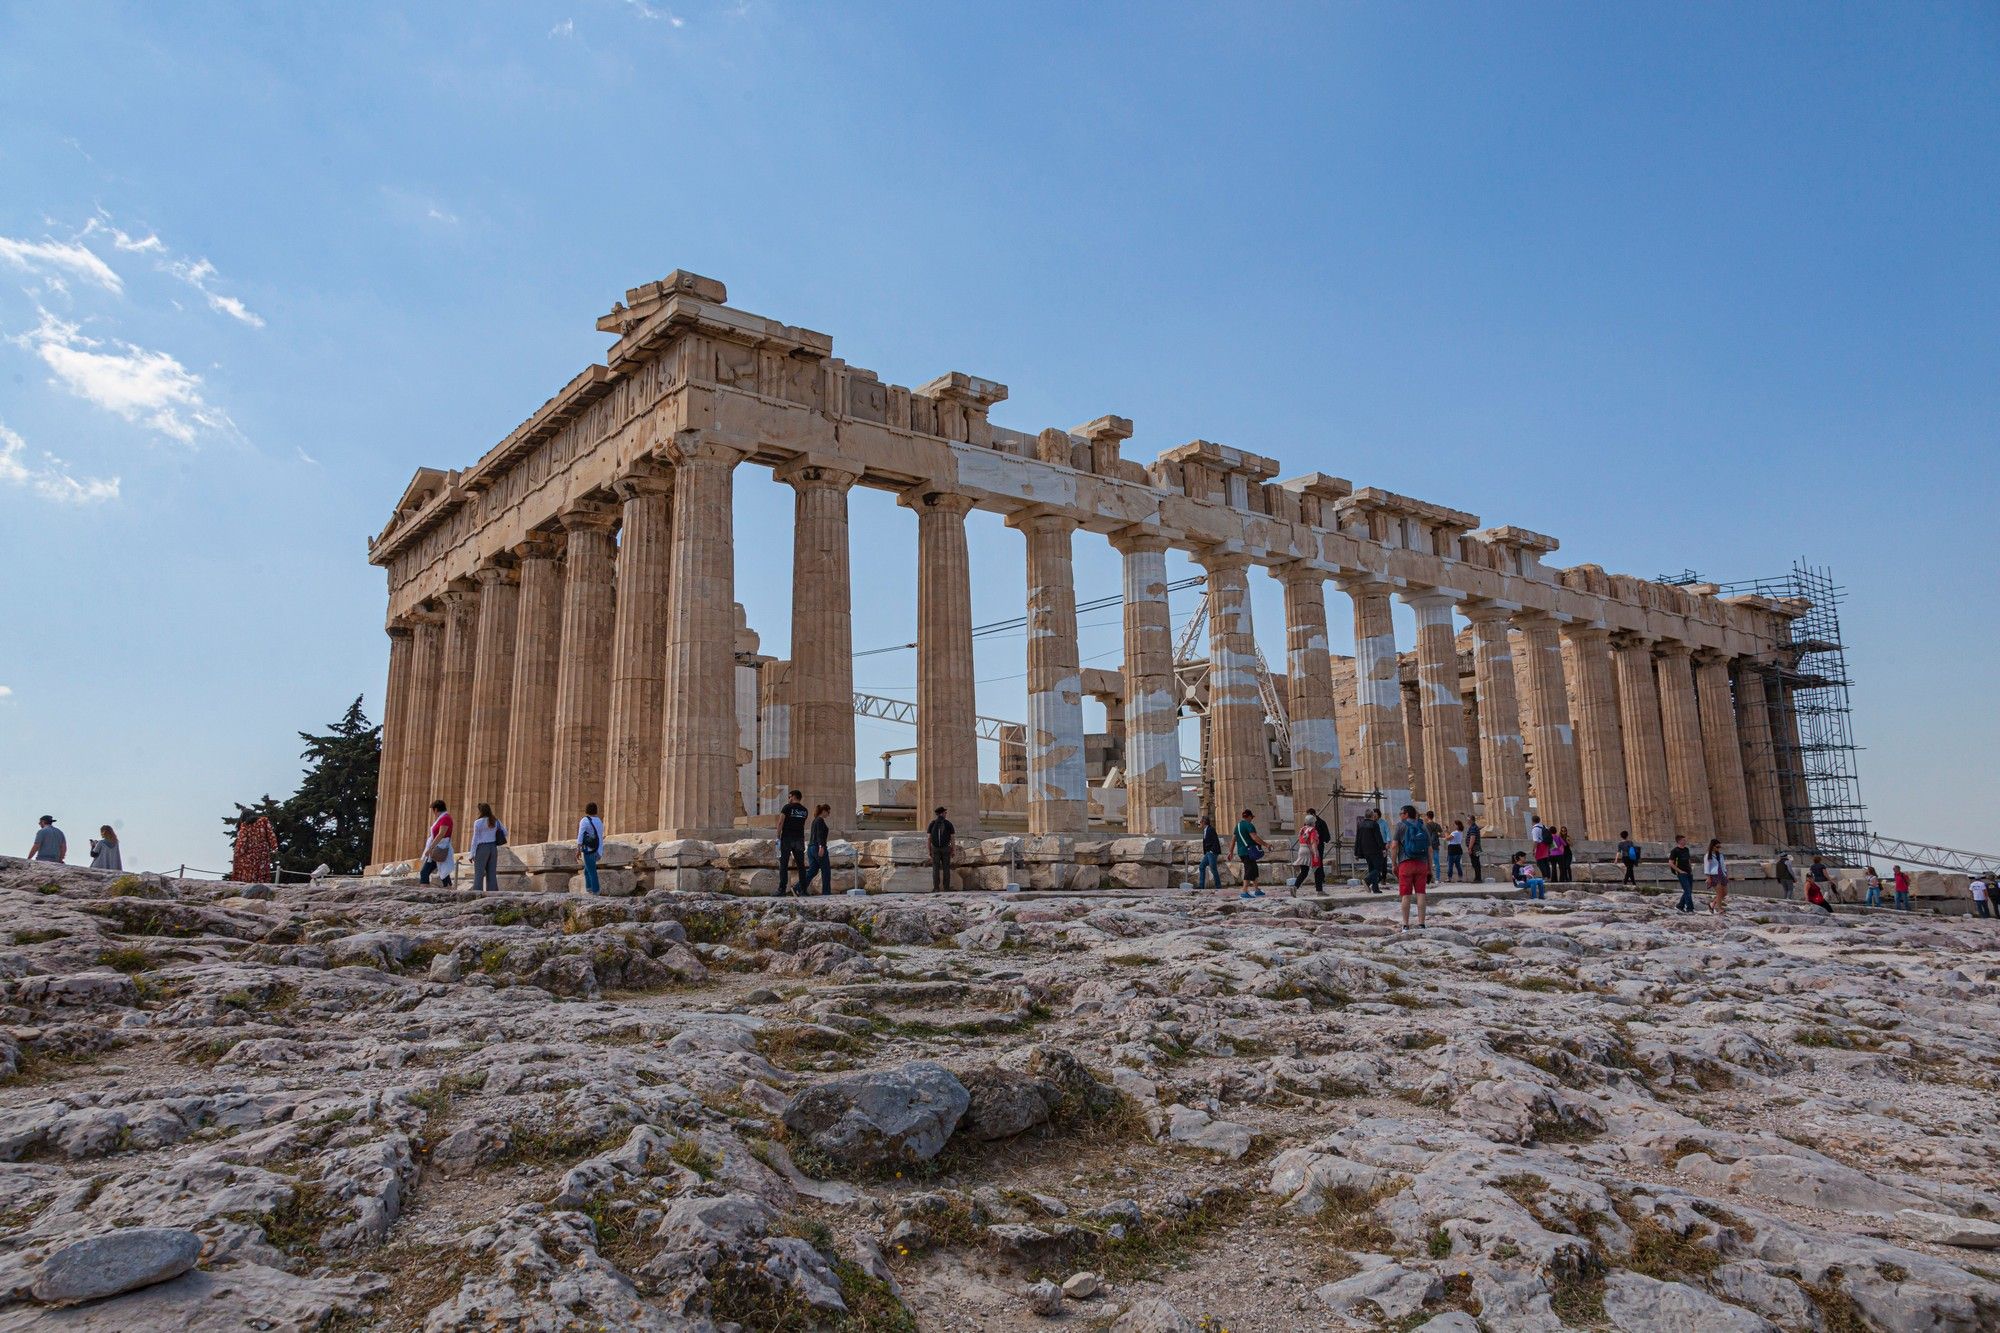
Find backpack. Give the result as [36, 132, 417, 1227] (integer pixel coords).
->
[1400, 820, 1431, 861]
[1624, 842, 1639, 863]
[579, 820, 600, 855]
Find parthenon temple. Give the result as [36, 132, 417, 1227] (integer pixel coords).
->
[366, 271, 1811, 888]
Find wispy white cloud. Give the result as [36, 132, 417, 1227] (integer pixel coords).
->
[166, 256, 265, 328]
[621, 0, 685, 26]
[0, 685, 13, 699]
[0, 235, 123, 294]
[77, 216, 264, 328]
[550, 17, 575, 37]
[11, 310, 234, 446]
[0, 420, 119, 505]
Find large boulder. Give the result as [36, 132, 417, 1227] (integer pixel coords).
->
[30, 1227, 202, 1306]
[955, 1067, 1061, 1141]
[782, 1061, 969, 1170]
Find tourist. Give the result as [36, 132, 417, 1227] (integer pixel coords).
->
[1235, 809, 1267, 900]
[1532, 821, 1553, 881]
[1668, 835, 1696, 913]
[1288, 816, 1321, 893]
[775, 788, 809, 897]
[926, 807, 955, 892]
[1354, 809, 1387, 893]
[1971, 874, 1991, 919]
[1197, 815, 1223, 891]
[1616, 831, 1639, 885]
[1307, 806, 1332, 891]
[1892, 866, 1912, 911]
[88, 825, 121, 871]
[1807, 855, 1831, 898]
[1394, 804, 1431, 929]
[1466, 816, 1484, 883]
[1446, 820, 1466, 881]
[577, 802, 604, 895]
[1863, 867, 1883, 908]
[470, 803, 506, 894]
[1554, 825, 1575, 883]
[420, 801, 454, 887]
[1775, 852, 1796, 901]
[1511, 850, 1546, 900]
[805, 803, 834, 895]
[28, 816, 65, 864]
[1425, 812, 1444, 881]
[1806, 875, 1834, 915]
[1705, 838, 1729, 915]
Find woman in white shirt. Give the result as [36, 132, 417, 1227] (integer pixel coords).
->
[470, 803, 506, 894]
[89, 825, 122, 871]
[1704, 839, 1728, 916]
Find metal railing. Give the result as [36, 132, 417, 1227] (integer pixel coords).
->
[1855, 835, 2000, 879]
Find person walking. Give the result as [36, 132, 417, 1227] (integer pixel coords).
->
[1234, 809, 1267, 899]
[1775, 852, 1796, 901]
[1466, 816, 1483, 883]
[88, 825, 121, 871]
[1394, 804, 1432, 929]
[1446, 820, 1465, 882]
[804, 803, 834, 895]
[1616, 832, 1639, 885]
[1308, 806, 1332, 891]
[1425, 812, 1444, 881]
[1554, 826, 1575, 882]
[577, 802, 604, 895]
[1892, 866, 1912, 911]
[1863, 867, 1883, 908]
[1354, 809, 1387, 893]
[420, 801, 454, 887]
[926, 807, 955, 892]
[470, 803, 507, 894]
[1288, 817, 1321, 893]
[1668, 835, 1696, 913]
[1197, 815, 1224, 892]
[1531, 820, 1553, 881]
[28, 816, 65, 864]
[1971, 875, 1991, 919]
[774, 789, 810, 897]
[1705, 838, 1729, 915]
[1511, 850, 1546, 900]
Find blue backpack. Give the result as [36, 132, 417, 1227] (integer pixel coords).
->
[1399, 820, 1431, 861]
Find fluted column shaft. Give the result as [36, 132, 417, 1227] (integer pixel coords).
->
[1514, 613, 1584, 827]
[1654, 642, 1715, 840]
[1113, 532, 1183, 835]
[1564, 624, 1630, 840]
[906, 489, 980, 833]
[1464, 606, 1531, 836]
[1340, 576, 1412, 814]
[1734, 662, 1785, 844]
[1402, 683, 1428, 805]
[463, 563, 520, 819]
[604, 470, 674, 834]
[502, 538, 563, 844]
[1694, 652, 1753, 843]
[1406, 591, 1473, 821]
[1773, 678, 1814, 847]
[398, 614, 444, 858]
[1611, 633, 1673, 842]
[783, 463, 860, 823]
[1200, 551, 1275, 826]
[428, 582, 480, 830]
[1014, 511, 1087, 835]
[657, 443, 742, 835]
[1279, 565, 1341, 823]
[370, 625, 416, 865]
[548, 511, 618, 835]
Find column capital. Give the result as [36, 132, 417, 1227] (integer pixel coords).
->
[438, 577, 479, 609]
[1608, 629, 1655, 651]
[897, 485, 978, 518]
[1562, 622, 1612, 646]
[513, 532, 563, 563]
[1691, 646, 1731, 667]
[1458, 600, 1517, 625]
[1108, 526, 1172, 557]
[1397, 587, 1456, 613]
[773, 455, 862, 491]
[612, 460, 675, 501]
[1192, 545, 1253, 575]
[1003, 506, 1079, 537]
[558, 502, 620, 534]
[473, 558, 519, 588]
[1652, 639, 1695, 660]
[1333, 570, 1392, 595]
[1272, 558, 1328, 589]
[1511, 608, 1562, 630]
[662, 431, 750, 470]
[385, 622, 416, 640]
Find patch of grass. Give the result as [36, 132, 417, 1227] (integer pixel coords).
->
[670, 1137, 716, 1179]
[1401, 1030, 1445, 1051]
[677, 907, 737, 945]
[1427, 1225, 1452, 1258]
[476, 943, 509, 974]
[1384, 992, 1431, 1010]
[1478, 939, 1516, 954]
[1105, 953, 1151, 967]
[830, 1256, 919, 1333]
[1310, 1179, 1406, 1252]
[1092, 1187, 1251, 1281]
[1492, 1172, 1549, 1209]
[1800, 1267, 1871, 1333]
[1507, 974, 1581, 994]
[756, 1024, 864, 1071]
[107, 874, 149, 897]
[1662, 1138, 1710, 1168]
[38, 882, 63, 894]
[491, 905, 526, 927]
[1531, 1113, 1604, 1145]
[1549, 1271, 1607, 1327]
[1625, 1216, 1721, 1281]
[11, 928, 68, 945]
[233, 1178, 351, 1255]
[498, 1120, 625, 1167]
[97, 944, 153, 973]
[1690, 1199, 1755, 1242]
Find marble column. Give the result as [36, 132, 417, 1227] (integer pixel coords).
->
[780, 460, 861, 824]
[1402, 682, 1428, 805]
[1011, 510, 1088, 835]
[604, 466, 674, 834]
[1513, 613, 1584, 828]
[1654, 641, 1716, 840]
[1404, 591, 1473, 822]
[1734, 661, 1785, 845]
[1199, 550, 1276, 828]
[370, 624, 416, 865]
[1278, 563, 1342, 825]
[1563, 624, 1630, 840]
[903, 489, 980, 834]
[428, 580, 480, 833]
[397, 611, 444, 860]
[1339, 576, 1412, 815]
[1693, 651, 1753, 844]
[548, 508, 618, 837]
[1773, 676, 1814, 847]
[462, 561, 520, 820]
[1111, 531, 1183, 835]
[657, 441, 743, 836]
[1610, 632, 1673, 843]
[502, 535, 563, 845]
[1463, 605, 1531, 836]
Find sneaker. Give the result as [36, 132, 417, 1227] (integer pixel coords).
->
[1253, 889, 1266, 898]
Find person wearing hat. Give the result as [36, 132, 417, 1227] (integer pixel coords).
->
[28, 816, 66, 863]
[926, 806, 955, 892]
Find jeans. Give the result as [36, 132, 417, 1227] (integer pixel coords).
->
[581, 849, 600, 895]
[1676, 872, 1695, 912]
[1780, 880, 1794, 899]
[931, 844, 953, 892]
[1364, 854, 1386, 890]
[473, 842, 499, 894]
[1431, 848, 1442, 878]
[776, 839, 807, 895]
[1978, 899, 1992, 918]
[1198, 850, 1222, 890]
[804, 843, 832, 895]
[1447, 846, 1463, 879]
[1525, 876, 1546, 899]
[1469, 851, 1482, 883]
[1866, 886, 1881, 907]
[1895, 891, 1910, 910]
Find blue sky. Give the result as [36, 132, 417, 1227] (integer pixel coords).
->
[2, 2, 1994, 872]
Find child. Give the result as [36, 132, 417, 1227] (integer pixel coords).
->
[1510, 851, 1546, 901]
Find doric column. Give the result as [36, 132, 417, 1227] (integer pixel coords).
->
[903, 488, 980, 833]
[397, 611, 444, 859]
[1610, 632, 1673, 842]
[1693, 651, 1753, 843]
[462, 561, 520, 820]
[604, 465, 674, 834]
[779, 459, 861, 824]
[1654, 642, 1716, 840]
[1112, 530, 1182, 835]
[502, 535, 563, 844]
[370, 624, 416, 865]
[1404, 591, 1473, 822]
[657, 439, 744, 836]
[548, 507, 618, 836]
[1338, 575, 1412, 814]
[1563, 623, 1630, 840]
[1401, 681, 1428, 805]
[1278, 563, 1341, 824]
[1463, 604, 1531, 836]
[1734, 661, 1785, 844]
[1009, 509, 1088, 835]
[1199, 550, 1276, 827]
[1513, 612, 1584, 827]
[1773, 676, 1814, 847]
[427, 579, 480, 832]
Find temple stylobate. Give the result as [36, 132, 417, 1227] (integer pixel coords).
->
[366, 271, 1808, 877]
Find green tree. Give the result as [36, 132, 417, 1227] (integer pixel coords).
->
[224, 697, 380, 876]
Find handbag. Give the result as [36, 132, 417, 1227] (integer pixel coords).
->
[495, 824, 508, 847]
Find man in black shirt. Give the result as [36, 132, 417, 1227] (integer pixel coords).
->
[1668, 835, 1695, 913]
[775, 789, 809, 896]
[927, 806, 955, 892]
[1354, 810, 1387, 892]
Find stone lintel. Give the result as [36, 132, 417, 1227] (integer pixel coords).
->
[1469, 524, 1560, 554]
[1276, 472, 1355, 501]
[915, 372, 1009, 409]
[1341, 487, 1480, 532]
[1072, 415, 1133, 444]
[1156, 439, 1280, 480]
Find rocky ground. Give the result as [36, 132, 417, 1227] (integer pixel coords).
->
[1, 855, 1998, 1332]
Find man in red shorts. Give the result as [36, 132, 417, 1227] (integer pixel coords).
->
[1394, 803, 1432, 930]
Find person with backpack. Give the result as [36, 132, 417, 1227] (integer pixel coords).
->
[420, 800, 454, 887]
[1197, 815, 1223, 891]
[470, 803, 508, 894]
[1531, 819, 1553, 881]
[774, 788, 810, 897]
[1235, 809, 1267, 899]
[1354, 809, 1387, 892]
[1668, 835, 1695, 913]
[577, 802, 604, 896]
[1616, 832, 1640, 885]
[1465, 816, 1483, 883]
[1394, 803, 1432, 929]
